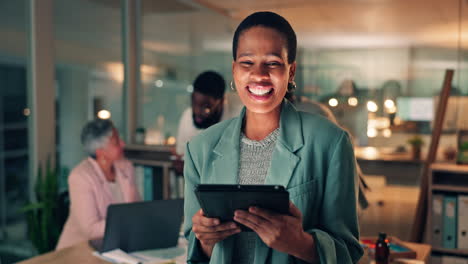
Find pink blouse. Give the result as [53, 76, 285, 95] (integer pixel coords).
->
[56, 158, 141, 250]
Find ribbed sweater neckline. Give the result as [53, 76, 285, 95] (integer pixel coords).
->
[240, 127, 280, 147]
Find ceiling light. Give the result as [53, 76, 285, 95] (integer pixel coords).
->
[155, 80, 164, 87]
[367, 101, 378, 112]
[97, 110, 111, 120]
[348, 97, 358, 106]
[328, 98, 338, 107]
[384, 99, 395, 109]
[367, 128, 378, 138]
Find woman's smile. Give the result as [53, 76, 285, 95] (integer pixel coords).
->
[246, 82, 274, 100]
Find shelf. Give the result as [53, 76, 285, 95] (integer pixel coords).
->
[354, 146, 423, 164]
[129, 158, 172, 168]
[125, 144, 174, 152]
[0, 122, 27, 131]
[124, 145, 174, 162]
[432, 184, 468, 194]
[431, 163, 468, 174]
[432, 247, 468, 256]
[2, 149, 28, 159]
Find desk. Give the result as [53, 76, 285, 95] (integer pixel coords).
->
[18, 238, 188, 264]
[18, 238, 430, 264]
[17, 242, 109, 264]
[355, 147, 422, 163]
[398, 241, 431, 262]
[358, 238, 431, 264]
[355, 147, 423, 186]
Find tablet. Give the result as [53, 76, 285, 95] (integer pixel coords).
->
[194, 184, 289, 231]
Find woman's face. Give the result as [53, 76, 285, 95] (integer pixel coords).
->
[101, 128, 125, 162]
[233, 26, 296, 114]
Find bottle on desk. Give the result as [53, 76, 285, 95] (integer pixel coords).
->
[375, 232, 389, 264]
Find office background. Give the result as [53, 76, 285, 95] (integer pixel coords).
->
[2, 0, 468, 262]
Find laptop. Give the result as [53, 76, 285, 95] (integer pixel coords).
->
[90, 199, 184, 253]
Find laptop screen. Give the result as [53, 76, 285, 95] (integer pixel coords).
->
[97, 199, 184, 253]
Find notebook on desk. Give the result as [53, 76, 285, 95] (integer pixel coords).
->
[90, 199, 184, 253]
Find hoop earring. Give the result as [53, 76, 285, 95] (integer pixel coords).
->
[288, 81, 297, 92]
[230, 81, 236, 91]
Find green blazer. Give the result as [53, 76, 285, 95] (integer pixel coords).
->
[183, 100, 363, 264]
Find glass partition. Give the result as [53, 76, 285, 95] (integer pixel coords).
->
[139, 3, 242, 146]
[54, 0, 123, 179]
[0, 0, 29, 247]
[0, 1, 39, 262]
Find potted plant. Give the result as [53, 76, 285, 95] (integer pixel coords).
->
[457, 130, 468, 164]
[457, 141, 468, 164]
[407, 135, 424, 160]
[20, 159, 62, 254]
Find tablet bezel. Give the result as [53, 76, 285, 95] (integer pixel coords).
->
[194, 184, 290, 231]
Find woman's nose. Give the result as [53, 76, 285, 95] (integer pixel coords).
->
[251, 64, 269, 80]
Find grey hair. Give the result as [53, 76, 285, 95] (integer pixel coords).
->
[80, 119, 114, 157]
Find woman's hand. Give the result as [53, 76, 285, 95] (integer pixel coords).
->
[192, 209, 241, 257]
[234, 201, 317, 263]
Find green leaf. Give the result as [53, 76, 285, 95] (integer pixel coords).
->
[23, 158, 63, 253]
[19, 202, 45, 213]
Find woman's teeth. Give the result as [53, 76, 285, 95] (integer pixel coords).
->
[248, 87, 273, 96]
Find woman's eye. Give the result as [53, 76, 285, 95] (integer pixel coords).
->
[266, 62, 282, 67]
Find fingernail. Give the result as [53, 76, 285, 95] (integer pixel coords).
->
[214, 219, 219, 225]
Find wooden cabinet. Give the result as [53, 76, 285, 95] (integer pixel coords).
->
[428, 163, 468, 261]
[124, 144, 183, 200]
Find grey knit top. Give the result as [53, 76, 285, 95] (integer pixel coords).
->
[232, 127, 280, 264]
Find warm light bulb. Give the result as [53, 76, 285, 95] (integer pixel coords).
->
[367, 101, 378, 112]
[97, 110, 111, 119]
[348, 97, 358, 106]
[328, 98, 338, 107]
[384, 99, 395, 109]
[367, 128, 378, 138]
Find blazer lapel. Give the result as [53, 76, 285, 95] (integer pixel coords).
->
[210, 108, 245, 184]
[209, 108, 245, 262]
[265, 100, 303, 188]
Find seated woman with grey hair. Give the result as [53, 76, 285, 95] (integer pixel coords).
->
[56, 119, 141, 250]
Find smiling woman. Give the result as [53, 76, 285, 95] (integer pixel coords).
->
[183, 11, 363, 264]
[233, 26, 292, 117]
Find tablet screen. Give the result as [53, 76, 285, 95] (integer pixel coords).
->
[195, 184, 289, 231]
